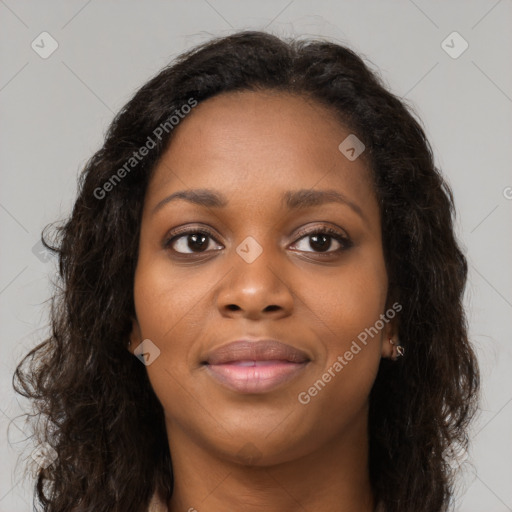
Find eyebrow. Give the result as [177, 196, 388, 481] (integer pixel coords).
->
[151, 188, 366, 222]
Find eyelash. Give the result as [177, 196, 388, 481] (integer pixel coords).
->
[163, 225, 353, 257]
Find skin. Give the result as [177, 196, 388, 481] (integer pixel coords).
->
[129, 90, 398, 512]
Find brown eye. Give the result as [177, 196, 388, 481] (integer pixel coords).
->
[291, 227, 352, 254]
[164, 229, 222, 254]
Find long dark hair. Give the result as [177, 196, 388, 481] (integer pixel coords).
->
[14, 30, 479, 512]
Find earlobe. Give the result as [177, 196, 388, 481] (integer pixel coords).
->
[381, 336, 393, 359]
[386, 337, 405, 361]
[381, 317, 400, 359]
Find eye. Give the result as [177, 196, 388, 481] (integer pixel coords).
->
[163, 224, 353, 258]
[290, 226, 352, 254]
[163, 227, 222, 255]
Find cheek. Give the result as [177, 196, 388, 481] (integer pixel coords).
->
[299, 251, 387, 406]
[131, 264, 203, 423]
[132, 259, 181, 348]
[304, 249, 388, 349]
[133, 252, 213, 342]
[131, 251, 225, 396]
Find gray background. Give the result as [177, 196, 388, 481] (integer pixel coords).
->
[1, 1, 511, 510]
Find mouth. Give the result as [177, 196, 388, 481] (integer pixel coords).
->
[201, 339, 311, 394]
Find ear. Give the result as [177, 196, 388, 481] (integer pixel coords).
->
[380, 317, 399, 359]
[380, 301, 400, 359]
[128, 317, 143, 355]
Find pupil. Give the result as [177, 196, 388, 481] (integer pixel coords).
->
[183, 233, 333, 253]
[188, 233, 208, 251]
[310, 234, 330, 252]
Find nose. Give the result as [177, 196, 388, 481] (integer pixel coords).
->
[215, 241, 294, 320]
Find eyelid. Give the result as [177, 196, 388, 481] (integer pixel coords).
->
[291, 225, 353, 253]
[294, 223, 351, 242]
[162, 224, 221, 249]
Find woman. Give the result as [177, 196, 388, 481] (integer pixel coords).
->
[15, 30, 480, 512]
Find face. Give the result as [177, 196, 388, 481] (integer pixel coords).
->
[130, 90, 396, 466]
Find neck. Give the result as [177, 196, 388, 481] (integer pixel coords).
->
[167, 412, 375, 512]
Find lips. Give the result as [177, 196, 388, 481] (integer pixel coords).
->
[203, 339, 310, 365]
[202, 339, 310, 393]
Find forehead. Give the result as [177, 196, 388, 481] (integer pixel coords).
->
[145, 90, 377, 218]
